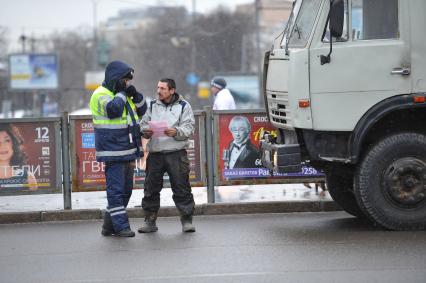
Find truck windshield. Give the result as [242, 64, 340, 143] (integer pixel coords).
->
[281, 0, 322, 50]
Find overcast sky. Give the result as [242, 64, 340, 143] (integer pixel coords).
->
[1, 0, 254, 48]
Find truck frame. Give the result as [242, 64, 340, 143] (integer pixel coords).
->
[260, 0, 426, 230]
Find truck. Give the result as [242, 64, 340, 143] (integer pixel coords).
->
[260, 0, 426, 230]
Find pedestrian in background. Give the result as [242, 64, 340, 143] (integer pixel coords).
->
[139, 78, 196, 233]
[211, 77, 236, 110]
[89, 60, 147, 237]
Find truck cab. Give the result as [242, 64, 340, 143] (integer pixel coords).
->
[261, 0, 426, 230]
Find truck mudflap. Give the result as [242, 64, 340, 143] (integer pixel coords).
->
[260, 138, 302, 174]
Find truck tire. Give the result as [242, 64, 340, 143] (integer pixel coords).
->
[326, 165, 365, 218]
[354, 133, 426, 230]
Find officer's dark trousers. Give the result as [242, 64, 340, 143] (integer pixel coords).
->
[104, 161, 134, 232]
[142, 149, 195, 216]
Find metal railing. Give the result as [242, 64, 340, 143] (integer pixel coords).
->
[0, 110, 324, 209]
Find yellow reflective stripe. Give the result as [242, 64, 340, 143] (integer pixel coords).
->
[126, 99, 139, 121]
[90, 86, 140, 126]
[98, 95, 113, 115]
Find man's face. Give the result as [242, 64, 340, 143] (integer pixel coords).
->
[124, 78, 131, 87]
[157, 81, 175, 103]
[230, 120, 249, 144]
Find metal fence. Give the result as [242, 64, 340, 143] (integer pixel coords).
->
[0, 109, 324, 208]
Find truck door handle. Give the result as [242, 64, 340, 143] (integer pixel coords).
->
[391, 67, 411, 76]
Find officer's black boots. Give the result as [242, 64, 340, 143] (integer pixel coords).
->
[138, 212, 158, 233]
[181, 215, 196, 233]
[101, 213, 114, 236]
[116, 228, 136, 237]
[102, 212, 135, 237]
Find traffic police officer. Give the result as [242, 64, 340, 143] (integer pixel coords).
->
[89, 60, 147, 237]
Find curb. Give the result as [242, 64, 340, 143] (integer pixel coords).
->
[0, 200, 342, 224]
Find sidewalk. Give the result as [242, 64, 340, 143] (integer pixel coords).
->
[0, 183, 330, 212]
[0, 183, 339, 224]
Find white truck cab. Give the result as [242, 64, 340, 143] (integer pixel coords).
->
[261, 0, 426, 230]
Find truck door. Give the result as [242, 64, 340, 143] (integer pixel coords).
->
[308, 0, 411, 131]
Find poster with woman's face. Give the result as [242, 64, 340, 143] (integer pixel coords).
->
[0, 122, 58, 195]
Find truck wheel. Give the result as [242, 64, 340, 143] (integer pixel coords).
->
[354, 133, 426, 230]
[326, 165, 365, 218]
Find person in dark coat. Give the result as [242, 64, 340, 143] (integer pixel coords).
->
[89, 60, 147, 237]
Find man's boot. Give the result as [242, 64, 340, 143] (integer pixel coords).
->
[116, 228, 135, 237]
[101, 213, 114, 236]
[181, 215, 195, 233]
[138, 212, 158, 233]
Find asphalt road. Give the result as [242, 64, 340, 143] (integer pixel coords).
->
[0, 211, 425, 283]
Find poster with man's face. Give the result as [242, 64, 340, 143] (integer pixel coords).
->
[0, 122, 58, 195]
[218, 113, 324, 182]
[218, 113, 272, 181]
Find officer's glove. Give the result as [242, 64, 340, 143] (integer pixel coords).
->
[114, 79, 127, 94]
[126, 85, 144, 103]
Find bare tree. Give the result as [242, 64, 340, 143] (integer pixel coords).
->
[109, 6, 255, 110]
[193, 8, 256, 79]
[111, 7, 190, 100]
[0, 27, 10, 113]
[0, 27, 9, 61]
[47, 31, 93, 112]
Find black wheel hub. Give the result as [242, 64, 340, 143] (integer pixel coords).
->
[385, 158, 426, 206]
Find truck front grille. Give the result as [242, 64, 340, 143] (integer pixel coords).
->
[267, 91, 292, 128]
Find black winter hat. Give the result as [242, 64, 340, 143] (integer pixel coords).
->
[211, 77, 226, 90]
[122, 70, 134, 80]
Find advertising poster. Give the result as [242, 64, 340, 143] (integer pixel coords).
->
[9, 54, 58, 89]
[218, 113, 323, 182]
[73, 117, 202, 192]
[74, 120, 104, 191]
[0, 122, 58, 195]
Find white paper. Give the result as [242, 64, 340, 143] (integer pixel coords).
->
[148, 121, 168, 137]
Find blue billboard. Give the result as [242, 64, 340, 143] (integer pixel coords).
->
[9, 54, 58, 90]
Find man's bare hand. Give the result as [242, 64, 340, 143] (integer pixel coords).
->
[143, 129, 153, 139]
[164, 128, 177, 137]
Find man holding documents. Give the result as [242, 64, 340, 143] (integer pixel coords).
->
[139, 78, 196, 233]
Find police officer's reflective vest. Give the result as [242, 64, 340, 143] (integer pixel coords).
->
[89, 86, 141, 162]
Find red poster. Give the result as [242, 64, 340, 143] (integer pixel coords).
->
[74, 120, 105, 191]
[73, 117, 202, 192]
[218, 113, 324, 181]
[0, 122, 58, 195]
[218, 113, 273, 181]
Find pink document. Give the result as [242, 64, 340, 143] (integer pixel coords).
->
[148, 121, 168, 137]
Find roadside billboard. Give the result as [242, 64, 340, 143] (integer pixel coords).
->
[71, 115, 204, 192]
[216, 112, 324, 184]
[0, 120, 60, 195]
[9, 53, 58, 90]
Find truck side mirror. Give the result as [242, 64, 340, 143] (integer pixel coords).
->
[321, 0, 344, 65]
[329, 0, 344, 38]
